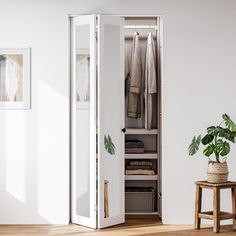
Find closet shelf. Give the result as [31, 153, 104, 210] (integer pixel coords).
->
[125, 175, 158, 181]
[125, 153, 158, 159]
[125, 128, 158, 135]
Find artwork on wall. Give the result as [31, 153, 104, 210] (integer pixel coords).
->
[0, 48, 31, 109]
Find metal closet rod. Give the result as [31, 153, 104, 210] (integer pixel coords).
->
[124, 25, 158, 30]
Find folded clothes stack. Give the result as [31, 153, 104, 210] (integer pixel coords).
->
[125, 140, 144, 154]
[125, 160, 155, 175]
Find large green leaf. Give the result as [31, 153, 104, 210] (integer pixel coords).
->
[104, 134, 116, 155]
[207, 123, 236, 143]
[218, 128, 235, 143]
[188, 135, 201, 156]
[221, 142, 230, 156]
[201, 134, 214, 145]
[207, 126, 216, 135]
[223, 114, 236, 132]
[207, 126, 224, 137]
[203, 145, 214, 157]
[215, 126, 224, 136]
[215, 139, 230, 157]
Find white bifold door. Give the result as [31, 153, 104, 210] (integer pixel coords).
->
[71, 14, 124, 229]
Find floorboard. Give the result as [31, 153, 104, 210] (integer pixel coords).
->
[0, 216, 235, 235]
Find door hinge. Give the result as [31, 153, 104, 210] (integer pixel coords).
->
[95, 32, 98, 41]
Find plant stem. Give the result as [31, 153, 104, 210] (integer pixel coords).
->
[218, 120, 224, 127]
[209, 142, 218, 162]
[214, 133, 220, 163]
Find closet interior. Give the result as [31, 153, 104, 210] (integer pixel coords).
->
[124, 16, 161, 216]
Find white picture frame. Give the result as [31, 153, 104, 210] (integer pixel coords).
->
[0, 48, 31, 109]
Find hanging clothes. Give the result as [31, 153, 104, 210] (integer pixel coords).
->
[124, 50, 130, 96]
[125, 52, 130, 82]
[144, 32, 157, 130]
[76, 55, 90, 102]
[127, 32, 142, 118]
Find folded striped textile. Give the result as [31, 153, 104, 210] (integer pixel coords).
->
[126, 165, 151, 170]
[125, 147, 145, 154]
[128, 160, 153, 166]
[125, 169, 155, 175]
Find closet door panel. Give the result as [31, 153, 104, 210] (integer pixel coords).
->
[97, 15, 125, 228]
[71, 15, 97, 228]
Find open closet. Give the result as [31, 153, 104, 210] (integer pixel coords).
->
[70, 14, 162, 229]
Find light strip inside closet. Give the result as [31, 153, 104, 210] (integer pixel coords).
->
[125, 25, 158, 30]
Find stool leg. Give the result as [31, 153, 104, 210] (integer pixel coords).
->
[194, 185, 202, 229]
[231, 187, 236, 230]
[213, 187, 220, 233]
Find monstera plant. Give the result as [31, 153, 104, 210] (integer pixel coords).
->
[188, 114, 236, 183]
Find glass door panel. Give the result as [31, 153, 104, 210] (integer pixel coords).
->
[97, 15, 125, 228]
[71, 15, 96, 229]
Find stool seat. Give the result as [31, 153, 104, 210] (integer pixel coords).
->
[196, 181, 236, 188]
[195, 181, 236, 233]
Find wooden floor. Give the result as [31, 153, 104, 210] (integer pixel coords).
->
[0, 216, 235, 235]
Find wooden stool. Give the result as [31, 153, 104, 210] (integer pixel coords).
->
[195, 181, 236, 233]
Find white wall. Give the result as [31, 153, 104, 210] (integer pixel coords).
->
[0, 0, 70, 224]
[0, 0, 236, 224]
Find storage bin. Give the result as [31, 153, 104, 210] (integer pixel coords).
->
[125, 187, 155, 213]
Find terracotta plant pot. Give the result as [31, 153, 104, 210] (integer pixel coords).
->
[207, 161, 229, 183]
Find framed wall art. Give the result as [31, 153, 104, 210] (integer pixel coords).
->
[0, 48, 31, 109]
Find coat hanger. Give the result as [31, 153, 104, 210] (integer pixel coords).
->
[133, 26, 139, 36]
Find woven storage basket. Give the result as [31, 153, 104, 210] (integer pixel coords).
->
[207, 161, 228, 183]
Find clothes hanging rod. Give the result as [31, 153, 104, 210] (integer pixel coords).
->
[125, 25, 158, 30]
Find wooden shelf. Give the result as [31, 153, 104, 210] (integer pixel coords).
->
[125, 175, 158, 181]
[126, 128, 158, 135]
[125, 153, 158, 159]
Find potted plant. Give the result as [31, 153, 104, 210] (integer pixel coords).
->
[188, 114, 236, 183]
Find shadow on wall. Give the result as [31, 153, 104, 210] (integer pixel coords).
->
[0, 79, 48, 224]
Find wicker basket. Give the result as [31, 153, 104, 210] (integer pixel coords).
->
[207, 161, 229, 183]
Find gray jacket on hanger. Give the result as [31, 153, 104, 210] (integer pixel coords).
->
[127, 32, 142, 118]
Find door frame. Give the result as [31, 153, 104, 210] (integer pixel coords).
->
[69, 13, 163, 226]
